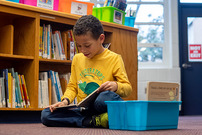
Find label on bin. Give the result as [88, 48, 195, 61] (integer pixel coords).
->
[71, 2, 87, 15]
[37, 0, 54, 10]
[113, 10, 123, 24]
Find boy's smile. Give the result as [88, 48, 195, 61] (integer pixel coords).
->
[75, 32, 105, 59]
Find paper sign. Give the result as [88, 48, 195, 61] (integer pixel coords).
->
[189, 44, 202, 62]
[147, 82, 179, 101]
[71, 2, 87, 15]
[113, 10, 123, 24]
[37, 0, 54, 10]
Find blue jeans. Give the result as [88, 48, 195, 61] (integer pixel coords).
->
[41, 91, 123, 127]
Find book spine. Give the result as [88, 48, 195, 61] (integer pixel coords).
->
[53, 71, 61, 102]
[0, 78, 3, 107]
[15, 72, 23, 108]
[49, 70, 58, 104]
[55, 72, 63, 98]
[39, 26, 43, 58]
[3, 69, 9, 107]
[47, 24, 51, 59]
[55, 32, 63, 60]
[58, 31, 66, 60]
[21, 75, 30, 108]
[8, 73, 12, 108]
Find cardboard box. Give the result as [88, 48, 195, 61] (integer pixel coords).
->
[147, 82, 180, 101]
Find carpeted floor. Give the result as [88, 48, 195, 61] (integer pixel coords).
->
[0, 116, 202, 135]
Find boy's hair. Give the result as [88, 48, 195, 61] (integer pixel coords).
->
[73, 15, 104, 40]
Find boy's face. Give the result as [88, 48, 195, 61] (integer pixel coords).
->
[75, 32, 105, 59]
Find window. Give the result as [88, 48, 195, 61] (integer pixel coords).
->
[78, 0, 170, 68]
[125, 0, 165, 66]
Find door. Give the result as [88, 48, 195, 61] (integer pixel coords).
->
[179, 4, 202, 115]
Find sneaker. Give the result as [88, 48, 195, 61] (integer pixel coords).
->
[92, 112, 109, 128]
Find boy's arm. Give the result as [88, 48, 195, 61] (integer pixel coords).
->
[113, 55, 132, 97]
[61, 57, 78, 104]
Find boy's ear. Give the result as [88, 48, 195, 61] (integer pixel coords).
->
[99, 34, 105, 43]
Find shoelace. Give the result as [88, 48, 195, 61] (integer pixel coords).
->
[95, 116, 101, 126]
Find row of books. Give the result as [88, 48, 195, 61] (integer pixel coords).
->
[0, 68, 30, 108]
[104, 0, 127, 11]
[39, 24, 78, 61]
[38, 70, 71, 108]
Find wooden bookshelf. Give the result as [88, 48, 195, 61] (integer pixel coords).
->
[0, 1, 138, 111]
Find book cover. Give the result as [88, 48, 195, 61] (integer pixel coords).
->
[56, 88, 99, 110]
[147, 82, 180, 101]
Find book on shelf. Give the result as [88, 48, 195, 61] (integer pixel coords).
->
[39, 26, 43, 58]
[0, 70, 6, 107]
[38, 70, 69, 107]
[21, 75, 30, 108]
[39, 71, 50, 108]
[147, 81, 180, 101]
[0, 68, 30, 108]
[39, 23, 68, 60]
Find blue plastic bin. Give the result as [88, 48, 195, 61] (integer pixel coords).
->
[105, 101, 182, 131]
[6, 0, 19, 3]
[125, 17, 135, 27]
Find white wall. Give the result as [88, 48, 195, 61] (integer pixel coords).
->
[138, 0, 181, 100]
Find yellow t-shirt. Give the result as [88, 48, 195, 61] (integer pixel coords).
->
[61, 49, 132, 104]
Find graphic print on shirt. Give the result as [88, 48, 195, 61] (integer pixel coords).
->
[78, 68, 104, 95]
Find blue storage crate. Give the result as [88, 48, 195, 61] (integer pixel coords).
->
[6, 0, 19, 3]
[125, 17, 135, 27]
[105, 101, 182, 131]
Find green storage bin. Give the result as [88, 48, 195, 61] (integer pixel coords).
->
[93, 6, 125, 25]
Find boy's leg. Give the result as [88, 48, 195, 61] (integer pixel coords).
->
[41, 107, 85, 127]
[93, 91, 123, 114]
[82, 91, 123, 128]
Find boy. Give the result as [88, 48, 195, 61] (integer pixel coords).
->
[41, 15, 132, 128]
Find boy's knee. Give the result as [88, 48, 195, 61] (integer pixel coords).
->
[41, 108, 52, 126]
[94, 91, 123, 113]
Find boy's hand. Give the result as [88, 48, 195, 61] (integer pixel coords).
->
[97, 81, 118, 93]
[48, 101, 68, 112]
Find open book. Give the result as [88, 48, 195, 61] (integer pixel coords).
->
[56, 89, 99, 110]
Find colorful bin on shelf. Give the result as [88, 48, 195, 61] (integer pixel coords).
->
[6, 0, 20, 3]
[58, 0, 94, 15]
[93, 6, 126, 25]
[125, 17, 135, 27]
[105, 101, 182, 131]
[23, 0, 59, 11]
